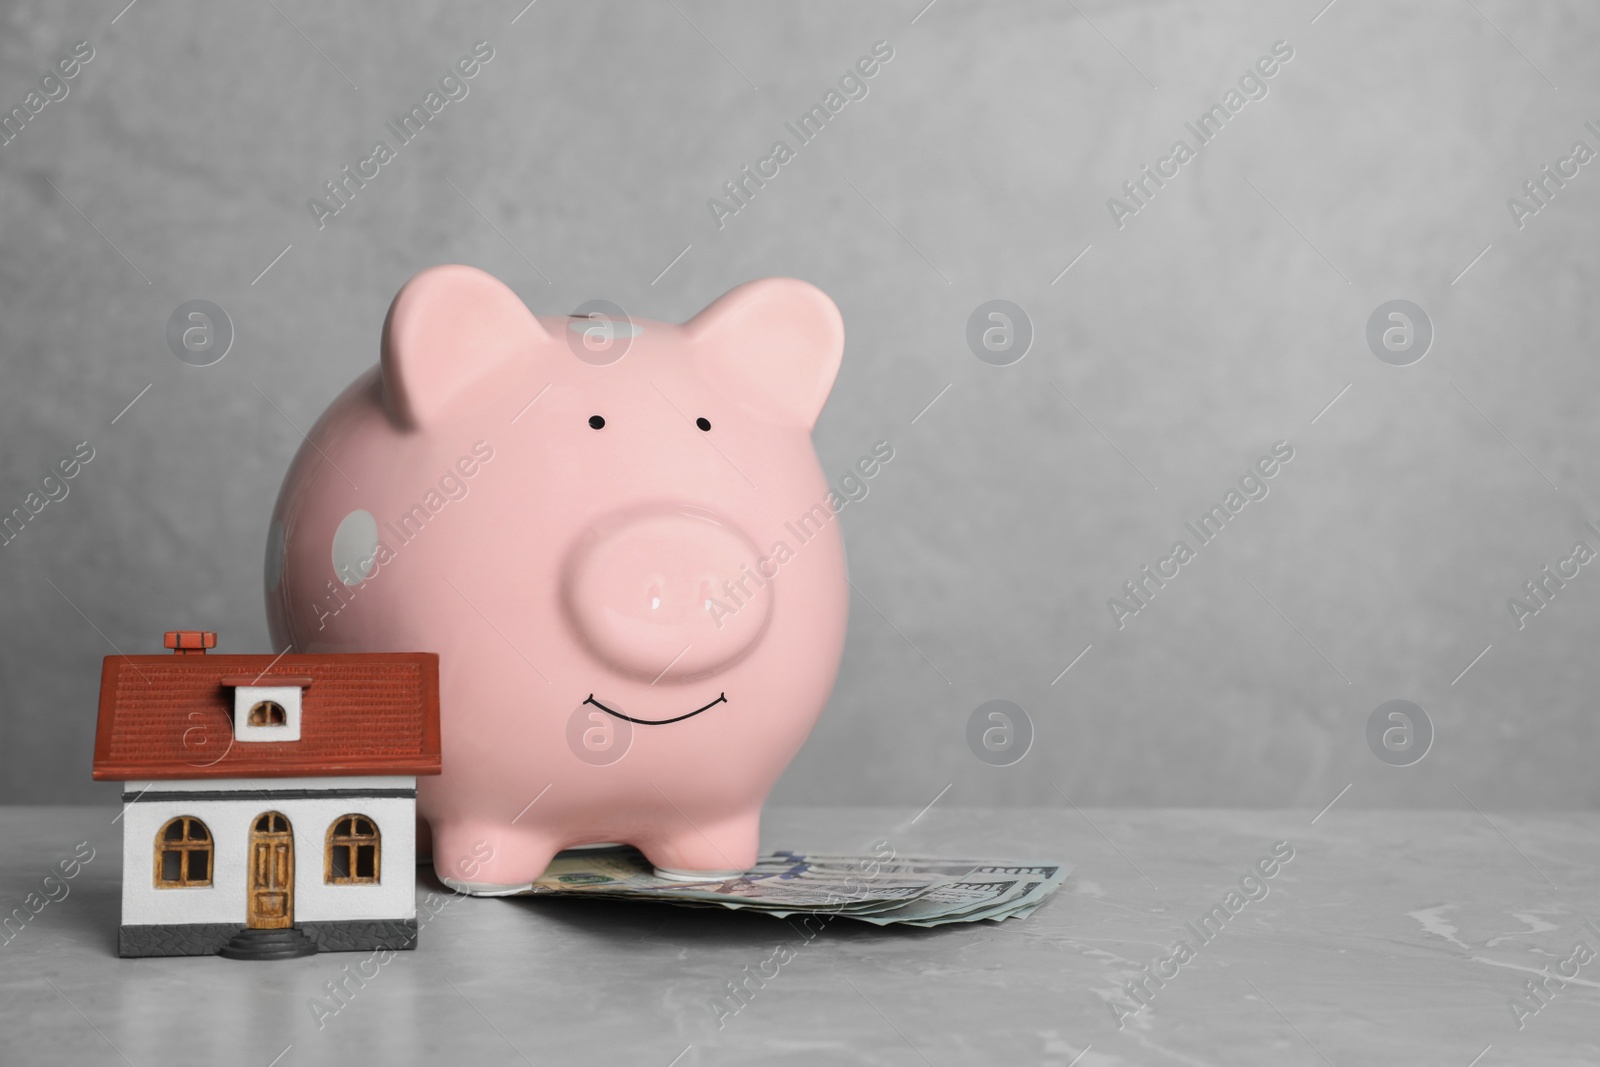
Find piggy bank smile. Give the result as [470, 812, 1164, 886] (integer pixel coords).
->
[582, 692, 728, 726]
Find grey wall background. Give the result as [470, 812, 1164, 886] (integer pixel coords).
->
[3, 0, 1597, 812]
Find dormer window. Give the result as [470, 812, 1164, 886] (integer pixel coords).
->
[220, 675, 312, 743]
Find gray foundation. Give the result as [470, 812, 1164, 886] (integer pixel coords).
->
[118, 919, 419, 958]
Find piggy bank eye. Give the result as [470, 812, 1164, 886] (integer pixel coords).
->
[589, 415, 606, 429]
[696, 417, 711, 432]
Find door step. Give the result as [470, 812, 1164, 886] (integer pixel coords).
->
[217, 926, 319, 960]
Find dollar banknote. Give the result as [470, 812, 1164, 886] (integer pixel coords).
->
[514, 846, 1067, 926]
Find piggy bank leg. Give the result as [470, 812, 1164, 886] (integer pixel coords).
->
[639, 807, 761, 880]
[431, 819, 559, 896]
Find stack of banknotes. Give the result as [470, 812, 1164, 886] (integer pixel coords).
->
[514, 846, 1068, 927]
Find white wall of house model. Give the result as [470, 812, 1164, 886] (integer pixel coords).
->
[120, 775, 416, 926]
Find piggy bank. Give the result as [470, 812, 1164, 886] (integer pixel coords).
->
[265, 265, 848, 893]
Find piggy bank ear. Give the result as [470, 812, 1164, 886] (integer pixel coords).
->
[688, 278, 844, 430]
[380, 264, 548, 429]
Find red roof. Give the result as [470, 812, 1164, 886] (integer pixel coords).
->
[92, 652, 441, 781]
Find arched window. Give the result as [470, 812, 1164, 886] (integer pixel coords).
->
[255, 811, 289, 834]
[248, 701, 286, 726]
[326, 815, 380, 884]
[154, 816, 212, 887]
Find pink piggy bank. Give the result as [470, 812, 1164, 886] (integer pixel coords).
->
[265, 265, 849, 893]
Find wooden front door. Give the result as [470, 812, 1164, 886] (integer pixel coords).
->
[247, 812, 294, 929]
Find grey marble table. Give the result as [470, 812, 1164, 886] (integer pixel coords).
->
[2, 805, 1596, 1066]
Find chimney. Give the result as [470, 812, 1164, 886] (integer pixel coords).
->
[164, 630, 216, 655]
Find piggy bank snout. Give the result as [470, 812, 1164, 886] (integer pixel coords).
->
[563, 508, 772, 681]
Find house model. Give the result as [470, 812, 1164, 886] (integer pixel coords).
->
[91, 631, 441, 960]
